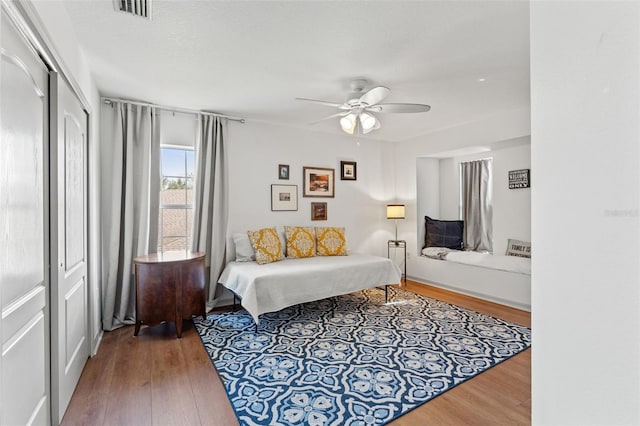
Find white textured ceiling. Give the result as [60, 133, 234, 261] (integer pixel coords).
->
[62, 0, 530, 142]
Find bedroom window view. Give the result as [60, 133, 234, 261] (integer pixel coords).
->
[159, 147, 195, 253]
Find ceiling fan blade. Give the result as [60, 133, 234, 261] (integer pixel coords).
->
[295, 98, 349, 109]
[369, 103, 431, 113]
[309, 111, 350, 125]
[359, 86, 390, 106]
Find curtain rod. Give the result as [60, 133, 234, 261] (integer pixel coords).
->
[102, 97, 245, 123]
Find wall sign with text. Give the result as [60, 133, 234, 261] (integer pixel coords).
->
[508, 169, 530, 189]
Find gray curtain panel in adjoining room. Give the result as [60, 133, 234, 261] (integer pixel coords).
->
[460, 158, 493, 252]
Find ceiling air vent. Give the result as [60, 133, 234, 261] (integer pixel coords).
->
[113, 0, 151, 19]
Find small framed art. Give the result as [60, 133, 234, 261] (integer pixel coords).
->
[508, 169, 530, 189]
[311, 202, 327, 221]
[340, 161, 357, 180]
[278, 164, 290, 180]
[271, 184, 298, 211]
[303, 166, 335, 198]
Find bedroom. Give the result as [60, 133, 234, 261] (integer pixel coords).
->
[0, 1, 638, 425]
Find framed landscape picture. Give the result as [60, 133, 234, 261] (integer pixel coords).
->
[303, 166, 335, 198]
[271, 184, 298, 211]
[340, 161, 357, 180]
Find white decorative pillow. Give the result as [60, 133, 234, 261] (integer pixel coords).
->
[233, 233, 255, 262]
[506, 239, 531, 258]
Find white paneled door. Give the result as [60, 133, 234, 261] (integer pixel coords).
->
[0, 10, 50, 426]
[51, 76, 90, 423]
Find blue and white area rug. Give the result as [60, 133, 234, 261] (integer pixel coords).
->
[194, 287, 531, 425]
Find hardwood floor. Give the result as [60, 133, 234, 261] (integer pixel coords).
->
[62, 281, 531, 425]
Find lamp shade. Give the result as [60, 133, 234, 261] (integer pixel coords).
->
[386, 204, 405, 219]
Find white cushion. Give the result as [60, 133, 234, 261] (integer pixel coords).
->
[233, 233, 255, 262]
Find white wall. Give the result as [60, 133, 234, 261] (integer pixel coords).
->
[531, 2, 640, 424]
[28, 1, 103, 353]
[227, 121, 396, 259]
[415, 157, 440, 251]
[438, 157, 458, 220]
[159, 109, 198, 148]
[490, 143, 530, 254]
[424, 140, 531, 255]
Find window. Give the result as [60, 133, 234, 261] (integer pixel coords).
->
[159, 147, 195, 253]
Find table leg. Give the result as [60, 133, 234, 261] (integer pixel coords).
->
[176, 318, 183, 339]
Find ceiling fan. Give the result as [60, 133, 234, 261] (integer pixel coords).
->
[296, 79, 431, 135]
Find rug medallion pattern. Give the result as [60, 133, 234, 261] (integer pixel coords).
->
[194, 287, 531, 425]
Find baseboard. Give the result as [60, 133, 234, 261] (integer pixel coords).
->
[91, 329, 104, 357]
[407, 275, 532, 312]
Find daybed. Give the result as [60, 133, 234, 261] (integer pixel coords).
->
[219, 253, 402, 324]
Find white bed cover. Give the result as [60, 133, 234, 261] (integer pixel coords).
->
[219, 253, 402, 323]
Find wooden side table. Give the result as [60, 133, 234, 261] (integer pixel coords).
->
[388, 240, 407, 284]
[133, 251, 206, 338]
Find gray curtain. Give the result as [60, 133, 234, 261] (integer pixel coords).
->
[101, 103, 160, 331]
[192, 115, 228, 311]
[460, 159, 493, 252]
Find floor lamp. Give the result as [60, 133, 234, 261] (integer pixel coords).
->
[386, 204, 405, 243]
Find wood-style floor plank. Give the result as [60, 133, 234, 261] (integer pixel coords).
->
[61, 280, 530, 426]
[148, 325, 202, 426]
[60, 326, 120, 425]
[180, 322, 239, 426]
[102, 329, 153, 426]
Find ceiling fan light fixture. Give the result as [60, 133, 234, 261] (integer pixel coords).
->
[298, 79, 430, 136]
[340, 113, 357, 134]
[359, 112, 377, 132]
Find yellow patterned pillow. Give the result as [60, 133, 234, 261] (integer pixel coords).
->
[247, 227, 284, 264]
[285, 226, 316, 259]
[315, 227, 348, 256]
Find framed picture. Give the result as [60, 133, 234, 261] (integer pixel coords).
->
[278, 164, 289, 180]
[271, 184, 297, 211]
[340, 161, 357, 180]
[311, 202, 327, 221]
[508, 169, 530, 189]
[303, 166, 335, 198]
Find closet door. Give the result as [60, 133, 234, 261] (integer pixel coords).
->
[0, 10, 50, 426]
[50, 76, 90, 423]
